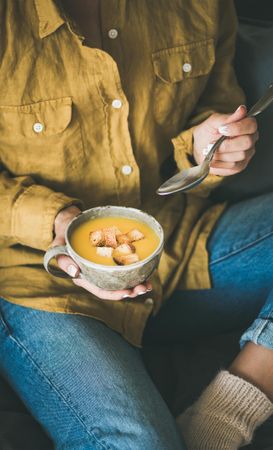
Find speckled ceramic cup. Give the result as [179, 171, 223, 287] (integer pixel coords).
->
[44, 205, 164, 290]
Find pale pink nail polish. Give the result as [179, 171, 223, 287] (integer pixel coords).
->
[218, 125, 229, 135]
[67, 265, 78, 277]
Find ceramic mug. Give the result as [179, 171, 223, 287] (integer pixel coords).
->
[44, 205, 164, 290]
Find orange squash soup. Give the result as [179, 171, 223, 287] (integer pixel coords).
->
[70, 216, 160, 266]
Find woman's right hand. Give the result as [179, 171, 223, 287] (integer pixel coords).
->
[51, 205, 152, 301]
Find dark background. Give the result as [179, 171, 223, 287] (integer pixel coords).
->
[0, 2, 273, 450]
[236, 0, 273, 21]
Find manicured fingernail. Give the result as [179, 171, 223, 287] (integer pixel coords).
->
[67, 265, 78, 277]
[202, 143, 214, 156]
[218, 125, 229, 135]
[236, 104, 246, 113]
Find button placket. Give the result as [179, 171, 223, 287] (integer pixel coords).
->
[98, 3, 141, 206]
[109, 87, 140, 204]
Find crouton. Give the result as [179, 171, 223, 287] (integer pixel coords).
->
[112, 243, 135, 259]
[111, 226, 122, 236]
[126, 229, 144, 242]
[96, 247, 113, 258]
[89, 230, 104, 246]
[102, 227, 119, 248]
[113, 243, 137, 265]
[113, 253, 140, 265]
[117, 234, 131, 245]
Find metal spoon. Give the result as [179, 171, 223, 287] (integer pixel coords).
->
[157, 83, 273, 196]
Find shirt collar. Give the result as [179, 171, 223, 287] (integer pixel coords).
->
[34, 0, 65, 38]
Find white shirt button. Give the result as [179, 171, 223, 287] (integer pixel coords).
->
[108, 29, 118, 39]
[121, 165, 133, 176]
[33, 122, 44, 133]
[112, 99, 123, 109]
[145, 298, 154, 306]
[183, 63, 192, 73]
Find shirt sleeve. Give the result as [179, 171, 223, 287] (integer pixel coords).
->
[172, 0, 245, 198]
[0, 169, 83, 251]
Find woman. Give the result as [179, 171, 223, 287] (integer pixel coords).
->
[0, 0, 272, 448]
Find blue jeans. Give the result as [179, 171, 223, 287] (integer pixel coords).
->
[144, 191, 273, 349]
[0, 192, 273, 449]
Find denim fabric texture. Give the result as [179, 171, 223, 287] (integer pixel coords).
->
[0, 299, 185, 450]
[0, 192, 273, 449]
[144, 191, 273, 348]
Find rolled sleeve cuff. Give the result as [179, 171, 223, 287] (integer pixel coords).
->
[240, 318, 273, 351]
[11, 184, 83, 250]
[172, 127, 224, 198]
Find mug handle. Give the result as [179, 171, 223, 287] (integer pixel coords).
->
[43, 245, 77, 278]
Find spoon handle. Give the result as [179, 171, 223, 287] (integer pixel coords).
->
[248, 82, 273, 117]
[205, 135, 226, 163]
[205, 82, 273, 164]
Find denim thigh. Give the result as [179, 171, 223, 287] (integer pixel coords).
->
[144, 192, 273, 345]
[0, 298, 185, 450]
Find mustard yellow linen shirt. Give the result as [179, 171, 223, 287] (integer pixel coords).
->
[0, 0, 244, 346]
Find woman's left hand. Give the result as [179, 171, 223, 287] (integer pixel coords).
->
[52, 206, 153, 301]
[193, 105, 258, 176]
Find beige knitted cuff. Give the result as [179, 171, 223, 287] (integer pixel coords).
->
[176, 370, 273, 450]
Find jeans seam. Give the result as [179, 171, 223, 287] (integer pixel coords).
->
[0, 316, 9, 335]
[210, 230, 273, 266]
[6, 333, 110, 450]
[0, 309, 11, 336]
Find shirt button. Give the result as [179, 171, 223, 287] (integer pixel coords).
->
[112, 99, 123, 109]
[145, 298, 154, 306]
[183, 63, 192, 73]
[108, 29, 118, 39]
[121, 165, 133, 176]
[33, 122, 44, 133]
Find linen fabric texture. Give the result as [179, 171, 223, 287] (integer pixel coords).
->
[0, 0, 244, 346]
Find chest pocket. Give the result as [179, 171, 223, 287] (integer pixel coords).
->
[0, 97, 72, 137]
[152, 38, 215, 84]
[151, 38, 215, 128]
[0, 97, 84, 186]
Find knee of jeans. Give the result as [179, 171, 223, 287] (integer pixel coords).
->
[97, 426, 184, 450]
[58, 422, 184, 450]
[87, 417, 185, 450]
[53, 412, 185, 450]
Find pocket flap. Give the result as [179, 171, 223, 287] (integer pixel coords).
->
[152, 38, 215, 84]
[0, 97, 72, 137]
